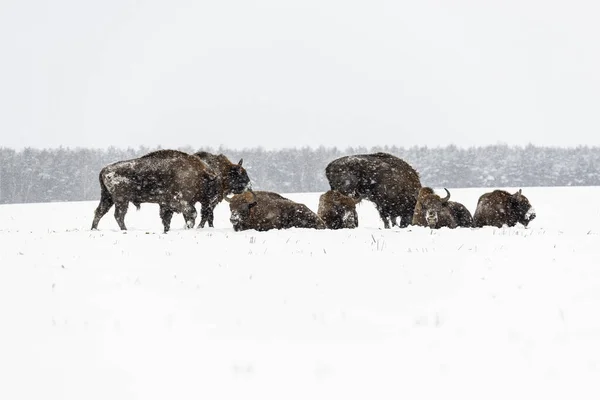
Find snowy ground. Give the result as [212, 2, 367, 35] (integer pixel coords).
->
[1, 186, 599, 400]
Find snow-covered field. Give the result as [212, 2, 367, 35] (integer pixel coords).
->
[1, 186, 599, 400]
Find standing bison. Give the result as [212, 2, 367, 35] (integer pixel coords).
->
[412, 187, 473, 229]
[326, 152, 421, 228]
[317, 190, 360, 229]
[225, 191, 326, 231]
[473, 189, 536, 228]
[193, 151, 252, 227]
[91, 150, 219, 233]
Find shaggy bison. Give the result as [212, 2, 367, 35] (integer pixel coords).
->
[317, 190, 360, 229]
[91, 150, 219, 233]
[473, 189, 536, 228]
[325, 152, 421, 229]
[225, 191, 326, 231]
[193, 151, 252, 227]
[412, 187, 473, 229]
[446, 200, 474, 228]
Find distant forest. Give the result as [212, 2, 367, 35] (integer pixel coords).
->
[0, 144, 598, 204]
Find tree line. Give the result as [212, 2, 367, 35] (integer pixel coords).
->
[0, 144, 598, 204]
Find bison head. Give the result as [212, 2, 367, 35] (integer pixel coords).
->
[325, 160, 364, 198]
[228, 159, 252, 194]
[225, 190, 257, 231]
[318, 190, 360, 229]
[417, 187, 451, 228]
[511, 189, 536, 227]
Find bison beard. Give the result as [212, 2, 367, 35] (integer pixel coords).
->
[91, 150, 219, 233]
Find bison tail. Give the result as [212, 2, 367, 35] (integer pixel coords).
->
[98, 171, 111, 200]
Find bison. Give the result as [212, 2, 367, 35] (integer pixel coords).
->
[317, 190, 360, 229]
[446, 200, 474, 228]
[473, 189, 536, 228]
[412, 187, 473, 229]
[225, 191, 326, 231]
[325, 152, 422, 228]
[91, 150, 219, 233]
[193, 151, 252, 228]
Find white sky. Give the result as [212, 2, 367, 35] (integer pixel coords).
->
[1, 0, 599, 150]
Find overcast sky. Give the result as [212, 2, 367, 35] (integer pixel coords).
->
[1, 0, 599, 150]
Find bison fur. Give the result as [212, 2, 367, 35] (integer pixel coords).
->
[317, 190, 360, 229]
[226, 191, 326, 232]
[473, 189, 536, 228]
[193, 151, 252, 228]
[91, 150, 219, 233]
[412, 187, 472, 229]
[325, 152, 421, 229]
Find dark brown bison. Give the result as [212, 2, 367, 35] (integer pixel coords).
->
[473, 189, 536, 228]
[317, 190, 360, 229]
[225, 191, 326, 231]
[91, 150, 219, 233]
[446, 200, 474, 228]
[193, 151, 252, 227]
[325, 152, 422, 228]
[412, 187, 473, 229]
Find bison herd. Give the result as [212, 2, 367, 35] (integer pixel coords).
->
[91, 150, 536, 233]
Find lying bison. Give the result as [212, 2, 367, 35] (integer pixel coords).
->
[317, 190, 360, 229]
[193, 151, 252, 227]
[91, 150, 219, 233]
[225, 191, 325, 231]
[412, 187, 473, 229]
[446, 200, 474, 228]
[473, 189, 536, 228]
[326, 152, 421, 229]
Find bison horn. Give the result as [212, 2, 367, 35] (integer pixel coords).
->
[442, 188, 450, 203]
[238, 158, 243, 166]
[223, 195, 233, 203]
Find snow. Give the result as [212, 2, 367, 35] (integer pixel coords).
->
[1, 186, 599, 400]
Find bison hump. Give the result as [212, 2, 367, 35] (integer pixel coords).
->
[141, 149, 190, 159]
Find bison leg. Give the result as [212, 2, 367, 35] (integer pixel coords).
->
[91, 194, 114, 230]
[182, 203, 198, 229]
[398, 211, 412, 228]
[398, 200, 417, 228]
[159, 205, 174, 233]
[199, 204, 214, 228]
[113, 201, 128, 230]
[374, 205, 391, 229]
[207, 209, 215, 227]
